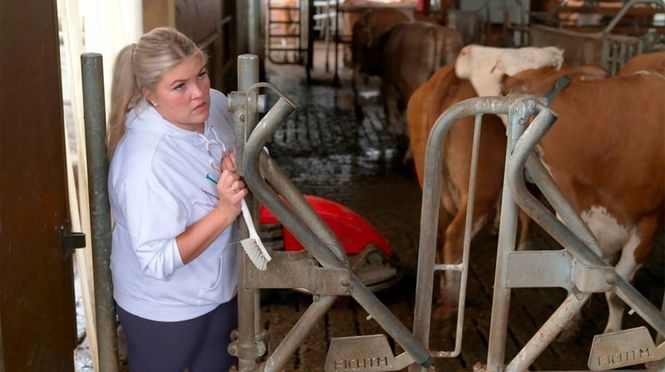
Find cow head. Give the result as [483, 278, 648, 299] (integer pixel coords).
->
[455, 45, 564, 97]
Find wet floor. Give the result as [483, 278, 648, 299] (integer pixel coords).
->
[255, 53, 665, 371]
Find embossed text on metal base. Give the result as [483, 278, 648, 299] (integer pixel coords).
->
[588, 327, 657, 370]
[325, 334, 395, 372]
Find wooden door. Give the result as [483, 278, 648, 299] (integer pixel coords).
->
[0, 1, 78, 370]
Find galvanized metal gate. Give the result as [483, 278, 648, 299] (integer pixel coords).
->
[229, 54, 431, 372]
[230, 56, 665, 370]
[411, 95, 665, 371]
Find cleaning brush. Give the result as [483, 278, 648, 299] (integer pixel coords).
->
[239, 199, 272, 271]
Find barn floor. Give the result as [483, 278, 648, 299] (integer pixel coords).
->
[255, 46, 665, 371]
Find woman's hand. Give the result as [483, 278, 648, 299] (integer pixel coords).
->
[175, 153, 246, 264]
[221, 151, 237, 173]
[216, 153, 246, 216]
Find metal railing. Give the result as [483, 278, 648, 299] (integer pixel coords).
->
[410, 93, 665, 371]
[229, 54, 432, 371]
[529, 0, 664, 75]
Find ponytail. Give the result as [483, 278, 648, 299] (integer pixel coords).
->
[107, 44, 141, 158]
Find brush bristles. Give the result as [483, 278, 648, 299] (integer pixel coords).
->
[241, 238, 271, 271]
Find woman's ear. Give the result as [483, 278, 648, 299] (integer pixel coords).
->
[142, 87, 152, 103]
[142, 87, 158, 107]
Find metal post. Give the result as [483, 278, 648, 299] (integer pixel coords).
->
[81, 53, 119, 372]
[248, 0, 262, 57]
[486, 98, 534, 371]
[506, 293, 590, 371]
[306, 0, 314, 82]
[263, 296, 337, 371]
[333, 0, 340, 85]
[235, 54, 260, 372]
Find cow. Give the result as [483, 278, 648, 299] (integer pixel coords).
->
[619, 50, 665, 76]
[406, 63, 532, 317]
[459, 45, 665, 336]
[343, 1, 414, 66]
[366, 22, 463, 138]
[351, 8, 412, 117]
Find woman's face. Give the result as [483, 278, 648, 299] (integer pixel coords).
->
[145, 55, 210, 132]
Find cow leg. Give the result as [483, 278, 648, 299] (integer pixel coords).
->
[381, 83, 404, 136]
[436, 206, 466, 318]
[604, 215, 659, 333]
[437, 200, 490, 318]
[516, 209, 532, 251]
[352, 66, 365, 120]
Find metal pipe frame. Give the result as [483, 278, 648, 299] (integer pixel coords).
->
[256, 126, 347, 371]
[411, 96, 544, 370]
[259, 154, 349, 264]
[404, 89, 665, 371]
[485, 97, 539, 372]
[411, 96, 534, 370]
[497, 101, 665, 370]
[81, 53, 119, 372]
[507, 103, 665, 337]
[603, 0, 664, 34]
[503, 106, 595, 371]
[242, 94, 432, 368]
[235, 54, 260, 372]
[442, 113, 482, 358]
[262, 295, 337, 371]
[248, 0, 262, 57]
[506, 293, 590, 372]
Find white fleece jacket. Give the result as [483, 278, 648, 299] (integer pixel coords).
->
[109, 89, 238, 321]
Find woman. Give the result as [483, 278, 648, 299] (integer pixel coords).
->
[107, 27, 245, 371]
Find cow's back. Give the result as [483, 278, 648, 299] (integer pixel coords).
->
[383, 22, 463, 106]
[619, 51, 665, 76]
[352, 8, 411, 76]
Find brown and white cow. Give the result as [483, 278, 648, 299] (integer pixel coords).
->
[368, 22, 462, 136]
[406, 64, 532, 316]
[459, 45, 665, 335]
[619, 50, 665, 76]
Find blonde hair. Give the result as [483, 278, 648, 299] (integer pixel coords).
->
[107, 27, 206, 157]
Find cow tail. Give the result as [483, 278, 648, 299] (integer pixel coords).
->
[434, 29, 446, 72]
[432, 28, 443, 74]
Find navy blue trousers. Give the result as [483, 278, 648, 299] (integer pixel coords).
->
[117, 297, 237, 372]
